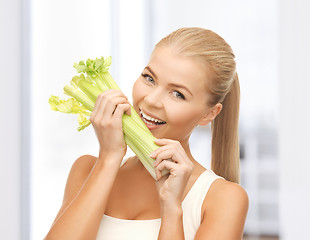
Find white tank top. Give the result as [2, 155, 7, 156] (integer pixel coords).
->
[96, 169, 223, 240]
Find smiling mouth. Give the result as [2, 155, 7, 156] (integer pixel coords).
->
[139, 109, 166, 125]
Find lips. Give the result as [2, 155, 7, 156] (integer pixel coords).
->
[139, 108, 166, 125]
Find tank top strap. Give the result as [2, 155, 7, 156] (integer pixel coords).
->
[182, 169, 224, 239]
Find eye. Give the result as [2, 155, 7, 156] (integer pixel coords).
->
[172, 90, 186, 100]
[141, 73, 155, 85]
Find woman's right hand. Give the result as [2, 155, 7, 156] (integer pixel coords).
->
[90, 89, 131, 164]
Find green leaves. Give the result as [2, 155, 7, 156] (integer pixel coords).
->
[49, 56, 166, 179]
[49, 96, 91, 132]
[49, 96, 85, 114]
[49, 56, 113, 131]
[73, 56, 112, 75]
[77, 112, 91, 131]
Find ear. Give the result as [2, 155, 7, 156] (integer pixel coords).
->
[198, 103, 223, 126]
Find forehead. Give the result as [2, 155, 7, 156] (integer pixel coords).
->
[148, 46, 210, 95]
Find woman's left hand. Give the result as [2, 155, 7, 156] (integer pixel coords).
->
[151, 138, 194, 207]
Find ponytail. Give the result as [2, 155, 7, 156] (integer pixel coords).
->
[155, 27, 240, 183]
[211, 73, 240, 183]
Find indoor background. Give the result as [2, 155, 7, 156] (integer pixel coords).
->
[1, 0, 309, 239]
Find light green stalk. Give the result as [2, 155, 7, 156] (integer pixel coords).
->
[63, 85, 94, 111]
[100, 71, 149, 132]
[49, 56, 169, 180]
[77, 80, 103, 102]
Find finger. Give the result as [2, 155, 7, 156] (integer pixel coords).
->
[151, 139, 181, 158]
[104, 96, 129, 116]
[93, 90, 128, 114]
[150, 144, 169, 158]
[156, 139, 188, 158]
[96, 96, 129, 123]
[155, 160, 176, 180]
[150, 140, 177, 157]
[98, 90, 130, 117]
[105, 89, 129, 101]
[91, 91, 113, 121]
[101, 89, 128, 98]
[112, 103, 131, 120]
[155, 166, 161, 181]
[152, 150, 179, 167]
[91, 92, 105, 121]
[126, 106, 132, 116]
[154, 138, 175, 146]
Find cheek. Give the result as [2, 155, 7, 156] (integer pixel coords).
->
[132, 79, 145, 108]
[167, 106, 203, 130]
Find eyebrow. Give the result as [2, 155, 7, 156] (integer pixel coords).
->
[168, 83, 193, 96]
[144, 66, 193, 96]
[145, 66, 158, 79]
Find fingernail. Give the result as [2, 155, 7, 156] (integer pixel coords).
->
[155, 170, 160, 181]
[157, 173, 161, 181]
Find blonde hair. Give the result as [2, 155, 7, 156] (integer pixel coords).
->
[156, 27, 240, 183]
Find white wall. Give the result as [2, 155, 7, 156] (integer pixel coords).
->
[279, 0, 310, 239]
[0, 0, 22, 239]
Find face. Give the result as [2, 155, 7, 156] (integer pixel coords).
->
[132, 46, 219, 146]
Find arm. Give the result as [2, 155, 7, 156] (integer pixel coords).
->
[45, 90, 131, 240]
[152, 139, 248, 239]
[158, 196, 185, 240]
[45, 154, 121, 240]
[151, 139, 194, 240]
[195, 180, 249, 240]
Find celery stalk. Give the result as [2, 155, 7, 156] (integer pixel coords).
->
[63, 85, 94, 111]
[49, 56, 169, 180]
[93, 76, 108, 92]
[77, 80, 102, 102]
[100, 71, 149, 132]
[124, 135, 157, 179]
[100, 72, 120, 90]
[130, 107, 149, 132]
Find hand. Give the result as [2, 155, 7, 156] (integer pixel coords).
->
[151, 139, 194, 207]
[90, 90, 131, 163]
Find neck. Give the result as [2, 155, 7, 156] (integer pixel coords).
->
[179, 138, 195, 162]
[180, 138, 206, 174]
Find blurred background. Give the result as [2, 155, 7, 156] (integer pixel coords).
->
[1, 0, 310, 239]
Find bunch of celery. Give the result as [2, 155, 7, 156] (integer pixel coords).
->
[49, 56, 166, 179]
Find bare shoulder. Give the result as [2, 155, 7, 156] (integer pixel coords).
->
[69, 154, 97, 178]
[51, 155, 97, 224]
[206, 179, 249, 209]
[66, 155, 97, 184]
[60, 155, 96, 207]
[63, 155, 97, 202]
[196, 179, 249, 239]
[204, 179, 249, 220]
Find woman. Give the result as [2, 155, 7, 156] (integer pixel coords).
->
[45, 27, 248, 240]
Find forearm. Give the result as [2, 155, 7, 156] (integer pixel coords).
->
[158, 204, 185, 240]
[45, 157, 120, 240]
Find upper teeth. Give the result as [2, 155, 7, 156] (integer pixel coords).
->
[140, 110, 166, 123]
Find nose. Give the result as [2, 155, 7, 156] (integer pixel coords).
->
[144, 88, 164, 109]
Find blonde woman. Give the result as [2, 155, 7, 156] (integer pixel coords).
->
[45, 27, 248, 240]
